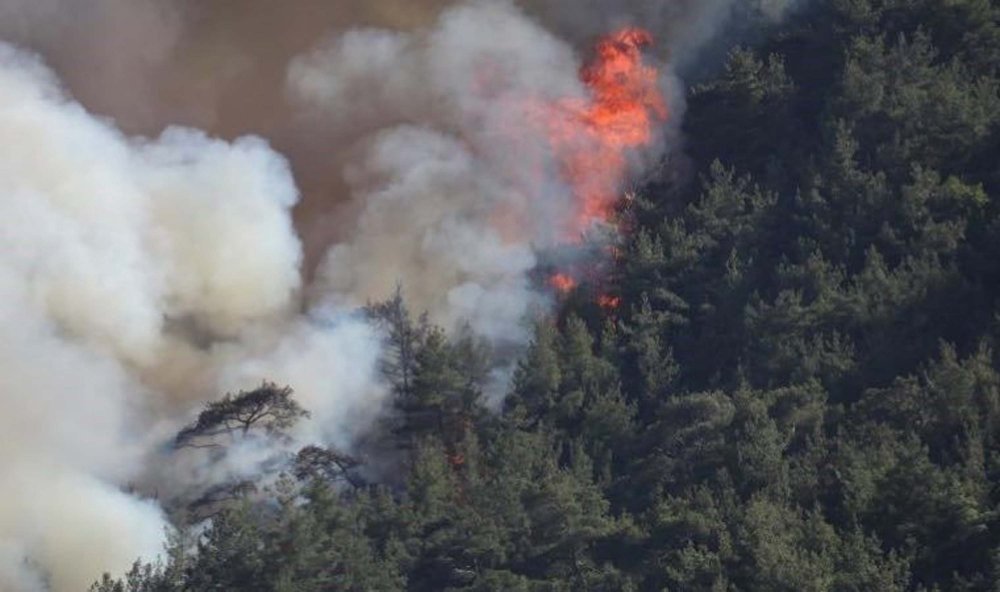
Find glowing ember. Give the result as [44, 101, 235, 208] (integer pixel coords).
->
[545, 27, 668, 235]
[549, 273, 578, 294]
[598, 294, 622, 310]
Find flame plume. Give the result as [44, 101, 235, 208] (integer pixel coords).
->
[548, 273, 578, 294]
[546, 27, 667, 235]
[537, 27, 667, 299]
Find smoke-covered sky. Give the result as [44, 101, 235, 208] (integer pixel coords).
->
[0, 0, 765, 266]
[0, 1, 769, 589]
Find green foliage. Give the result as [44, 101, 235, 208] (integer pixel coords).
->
[837, 31, 1000, 176]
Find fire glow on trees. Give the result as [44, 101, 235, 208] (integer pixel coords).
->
[548, 273, 578, 294]
[535, 27, 668, 303]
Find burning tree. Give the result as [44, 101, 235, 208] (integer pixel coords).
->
[525, 26, 668, 312]
[539, 26, 668, 237]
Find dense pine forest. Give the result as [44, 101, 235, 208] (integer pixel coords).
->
[93, 0, 1000, 590]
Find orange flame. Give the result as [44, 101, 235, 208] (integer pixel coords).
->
[598, 294, 622, 310]
[548, 273, 577, 294]
[545, 27, 668, 235]
[526, 28, 666, 304]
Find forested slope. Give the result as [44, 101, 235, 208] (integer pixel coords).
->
[94, 1, 1000, 590]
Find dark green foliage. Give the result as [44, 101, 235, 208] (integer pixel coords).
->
[94, 1, 1000, 590]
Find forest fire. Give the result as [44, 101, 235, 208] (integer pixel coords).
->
[539, 27, 667, 301]
[598, 294, 622, 310]
[545, 26, 668, 235]
[548, 273, 578, 294]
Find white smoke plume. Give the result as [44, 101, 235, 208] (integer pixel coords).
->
[291, 0, 644, 345]
[0, 44, 383, 590]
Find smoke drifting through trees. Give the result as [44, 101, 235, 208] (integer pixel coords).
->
[0, 0, 753, 589]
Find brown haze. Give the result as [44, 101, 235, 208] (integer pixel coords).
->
[0, 0, 760, 271]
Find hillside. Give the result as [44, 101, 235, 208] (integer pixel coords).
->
[92, 1, 1000, 590]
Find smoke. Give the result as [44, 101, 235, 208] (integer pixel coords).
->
[0, 0, 759, 269]
[522, 0, 806, 60]
[290, 2, 592, 344]
[0, 0, 770, 589]
[0, 43, 384, 589]
[522, 0, 737, 63]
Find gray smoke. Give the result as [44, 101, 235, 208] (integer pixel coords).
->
[290, 1, 591, 345]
